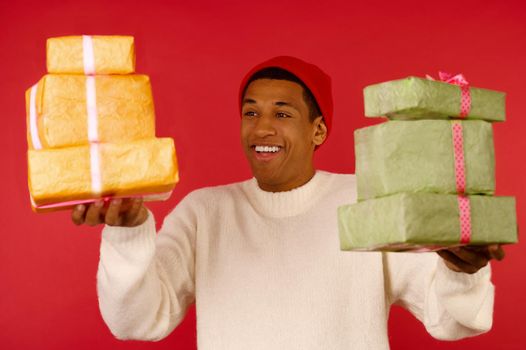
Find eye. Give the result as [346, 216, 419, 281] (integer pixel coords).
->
[276, 112, 290, 118]
[244, 111, 257, 118]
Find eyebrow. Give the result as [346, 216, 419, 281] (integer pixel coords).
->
[242, 98, 298, 110]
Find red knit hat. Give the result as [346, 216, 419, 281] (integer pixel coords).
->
[238, 56, 333, 136]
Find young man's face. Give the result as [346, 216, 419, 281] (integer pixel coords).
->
[240, 78, 326, 192]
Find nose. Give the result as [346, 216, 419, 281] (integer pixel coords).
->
[254, 114, 277, 138]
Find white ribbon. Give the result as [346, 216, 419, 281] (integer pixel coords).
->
[30, 194, 37, 208]
[86, 75, 101, 194]
[29, 85, 43, 149]
[84, 35, 100, 194]
[86, 76, 99, 142]
[82, 35, 95, 75]
[90, 143, 102, 195]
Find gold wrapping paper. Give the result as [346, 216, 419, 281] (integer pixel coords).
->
[26, 74, 156, 149]
[28, 138, 178, 212]
[46, 36, 135, 74]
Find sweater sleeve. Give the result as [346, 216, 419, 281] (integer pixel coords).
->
[384, 252, 494, 340]
[96, 195, 197, 341]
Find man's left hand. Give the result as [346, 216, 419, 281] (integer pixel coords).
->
[436, 244, 505, 274]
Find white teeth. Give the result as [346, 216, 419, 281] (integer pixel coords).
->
[255, 145, 281, 153]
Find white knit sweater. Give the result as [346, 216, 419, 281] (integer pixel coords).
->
[97, 171, 494, 349]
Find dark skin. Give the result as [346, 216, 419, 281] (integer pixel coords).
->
[71, 78, 505, 274]
[240, 79, 327, 192]
[437, 245, 504, 273]
[71, 197, 148, 227]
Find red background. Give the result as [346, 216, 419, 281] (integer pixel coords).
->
[1, 0, 525, 349]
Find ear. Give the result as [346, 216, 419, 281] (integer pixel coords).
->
[312, 116, 327, 147]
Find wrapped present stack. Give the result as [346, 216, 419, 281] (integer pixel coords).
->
[338, 73, 518, 251]
[26, 35, 179, 213]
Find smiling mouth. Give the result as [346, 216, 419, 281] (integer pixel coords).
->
[251, 145, 283, 161]
[254, 145, 282, 153]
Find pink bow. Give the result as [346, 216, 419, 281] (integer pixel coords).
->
[426, 71, 471, 118]
[437, 71, 469, 86]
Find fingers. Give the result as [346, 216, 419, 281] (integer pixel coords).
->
[71, 204, 87, 225]
[488, 244, 505, 261]
[436, 250, 464, 273]
[438, 244, 507, 274]
[437, 249, 484, 274]
[123, 198, 146, 227]
[71, 197, 147, 228]
[460, 244, 505, 262]
[104, 198, 123, 226]
[452, 247, 489, 269]
[85, 200, 104, 226]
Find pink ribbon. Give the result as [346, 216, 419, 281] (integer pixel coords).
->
[452, 121, 472, 244]
[427, 72, 473, 244]
[426, 71, 471, 118]
[439, 72, 471, 118]
[31, 190, 173, 210]
[457, 195, 472, 244]
[451, 121, 466, 194]
[444, 74, 472, 243]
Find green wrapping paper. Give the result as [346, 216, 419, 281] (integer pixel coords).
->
[364, 76, 506, 122]
[338, 193, 517, 252]
[355, 120, 495, 201]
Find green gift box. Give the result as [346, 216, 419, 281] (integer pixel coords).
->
[364, 76, 506, 122]
[355, 119, 495, 201]
[338, 193, 517, 252]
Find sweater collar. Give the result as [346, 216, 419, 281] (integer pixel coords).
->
[243, 170, 330, 218]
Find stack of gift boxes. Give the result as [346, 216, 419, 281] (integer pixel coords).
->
[338, 74, 518, 251]
[26, 35, 179, 213]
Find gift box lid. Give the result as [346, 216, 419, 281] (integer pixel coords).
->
[46, 35, 135, 74]
[364, 76, 506, 122]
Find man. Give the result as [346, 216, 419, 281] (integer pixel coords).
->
[72, 56, 504, 349]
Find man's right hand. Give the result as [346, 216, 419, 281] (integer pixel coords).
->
[71, 197, 148, 227]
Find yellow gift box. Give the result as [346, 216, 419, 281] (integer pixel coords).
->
[28, 138, 178, 212]
[26, 74, 156, 149]
[46, 35, 135, 74]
